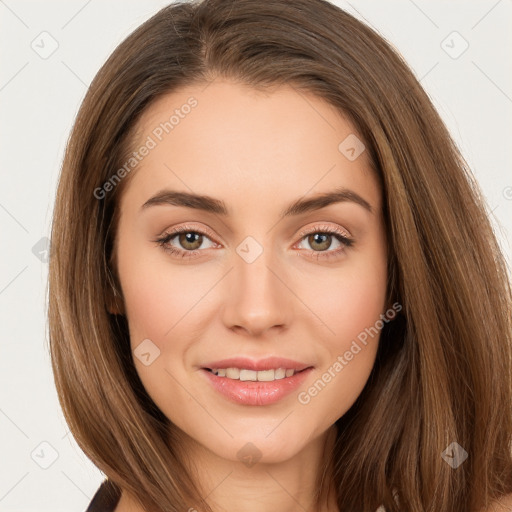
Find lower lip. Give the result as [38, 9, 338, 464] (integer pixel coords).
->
[201, 368, 313, 406]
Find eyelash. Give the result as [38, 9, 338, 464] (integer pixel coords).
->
[153, 223, 354, 262]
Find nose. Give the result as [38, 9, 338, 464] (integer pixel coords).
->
[221, 246, 292, 337]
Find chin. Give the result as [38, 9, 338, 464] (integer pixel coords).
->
[184, 417, 325, 467]
[210, 436, 310, 466]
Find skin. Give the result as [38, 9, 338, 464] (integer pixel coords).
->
[111, 79, 389, 512]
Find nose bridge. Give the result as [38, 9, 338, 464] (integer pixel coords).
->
[222, 235, 290, 335]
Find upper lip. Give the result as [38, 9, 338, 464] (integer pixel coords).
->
[202, 357, 312, 372]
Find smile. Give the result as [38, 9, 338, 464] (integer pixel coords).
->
[207, 367, 300, 381]
[202, 366, 313, 406]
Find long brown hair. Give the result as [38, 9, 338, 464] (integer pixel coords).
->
[48, 0, 512, 510]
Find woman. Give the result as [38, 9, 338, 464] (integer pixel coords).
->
[48, 0, 512, 511]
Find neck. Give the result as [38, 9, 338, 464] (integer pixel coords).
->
[115, 426, 339, 512]
[185, 426, 338, 512]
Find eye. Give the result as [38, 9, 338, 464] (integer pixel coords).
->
[154, 224, 218, 259]
[154, 223, 354, 261]
[295, 224, 354, 261]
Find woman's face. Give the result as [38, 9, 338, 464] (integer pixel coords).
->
[113, 79, 388, 464]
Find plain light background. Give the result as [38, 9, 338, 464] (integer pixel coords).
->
[0, 1, 511, 510]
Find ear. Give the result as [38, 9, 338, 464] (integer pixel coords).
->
[383, 296, 403, 320]
[107, 287, 125, 316]
[105, 273, 125, 316]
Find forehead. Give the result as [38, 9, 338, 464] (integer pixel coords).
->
[120, 79, 380, 214]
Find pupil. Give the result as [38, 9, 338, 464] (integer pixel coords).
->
[179, 232, 201, 250]
[310, 233, 330, 251]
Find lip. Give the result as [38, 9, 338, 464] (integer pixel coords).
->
[201, 357, 311, 372]
[200, 357, 314, 406]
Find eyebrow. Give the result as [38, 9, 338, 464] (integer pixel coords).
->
[140, 186, 373, 217]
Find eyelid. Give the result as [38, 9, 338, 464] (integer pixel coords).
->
[158, 222, 353, 247]
[155, 221, 354, 260]
[161, 222, 220, 243]
[295, 223, 352, 242]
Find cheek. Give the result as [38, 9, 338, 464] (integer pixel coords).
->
[330, 274, 386, 342]
[117, 235, 205, 345]
[304, 255, 388, 349]
[293, 251, 387, 421]
[120, 267, 175, 344]
[117, 247, 201, 411]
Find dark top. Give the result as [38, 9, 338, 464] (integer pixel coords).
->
[85, 479, 121, 512]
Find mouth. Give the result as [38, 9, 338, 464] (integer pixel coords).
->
[200, 358, 314, 406]
[203, 367, 310, 381]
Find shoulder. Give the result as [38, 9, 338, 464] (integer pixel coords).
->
[86, 479, 121, 512]
[480, 493, 512, 512]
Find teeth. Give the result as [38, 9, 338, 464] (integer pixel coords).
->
[256, 369, 275, 382]
[211, 367, 298, 381]
[274, 368, 286, 380]
[225, 368, 240, 379]
[240, 369, 257, 381]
